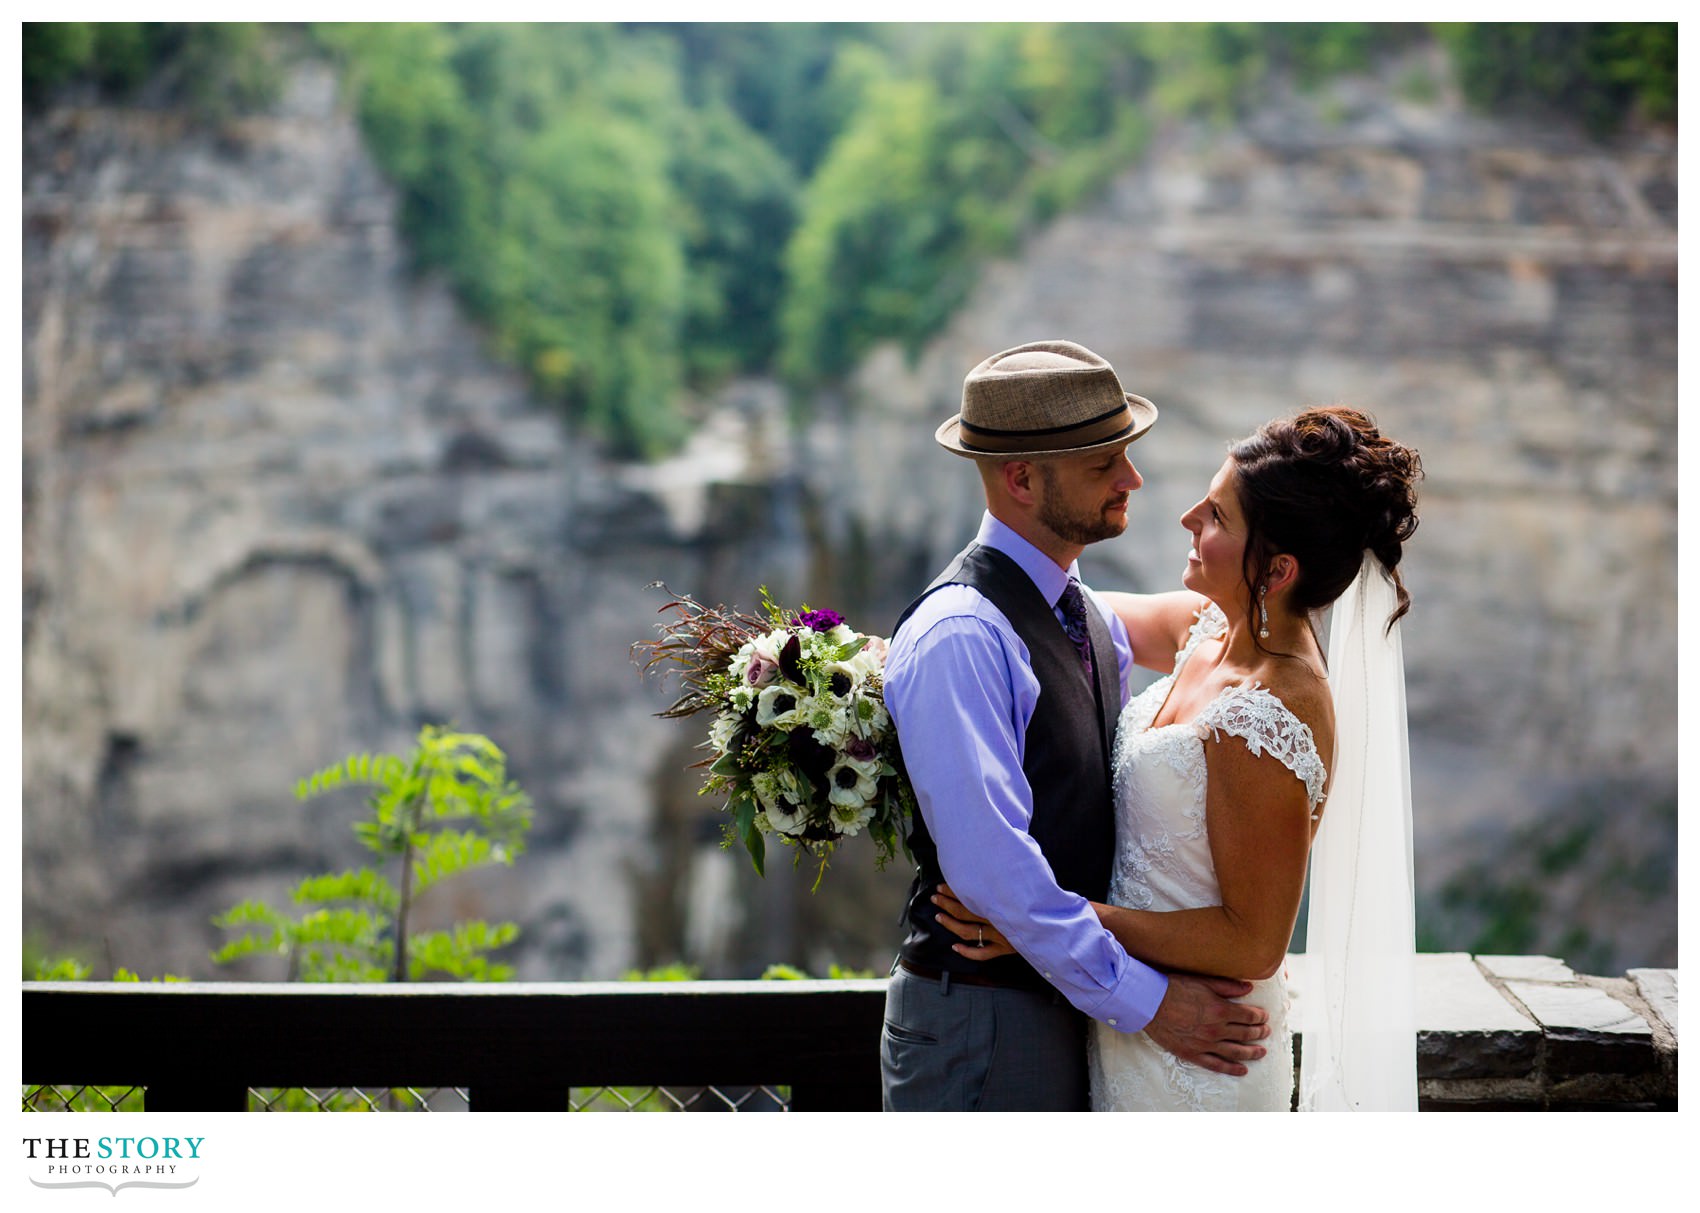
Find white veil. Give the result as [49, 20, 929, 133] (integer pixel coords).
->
[1299, 552, 1418, 1111]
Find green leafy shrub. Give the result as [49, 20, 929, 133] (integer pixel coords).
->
[212, 725, 532, 983]
[29, 954, 92, 982]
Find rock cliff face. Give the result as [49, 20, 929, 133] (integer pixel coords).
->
[22, 52, 1676, 980]
[21, 64, 800, 980]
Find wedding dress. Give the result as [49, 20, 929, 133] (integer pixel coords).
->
[1089, 603, 1326, 1112]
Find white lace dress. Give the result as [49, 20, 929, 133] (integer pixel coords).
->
[1089, 604, 1327, 1112]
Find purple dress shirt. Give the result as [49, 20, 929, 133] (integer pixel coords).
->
[884, 512, 1169, 1033]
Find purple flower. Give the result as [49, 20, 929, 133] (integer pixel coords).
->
[795, 608, 846, 633]
[843, 736, 878, 764]
[744, 636, 783, 687]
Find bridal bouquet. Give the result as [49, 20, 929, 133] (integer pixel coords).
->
[633, 584, 914, 887]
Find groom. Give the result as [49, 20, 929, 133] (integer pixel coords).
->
[880, 339, 1271, 1111]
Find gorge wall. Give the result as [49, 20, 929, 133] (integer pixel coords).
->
[21, 51, 1676, 981]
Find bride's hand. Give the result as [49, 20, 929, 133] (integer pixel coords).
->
[931, 883, 1016, 960]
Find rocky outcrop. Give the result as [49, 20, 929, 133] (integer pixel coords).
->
[22, 49, 1676, 981]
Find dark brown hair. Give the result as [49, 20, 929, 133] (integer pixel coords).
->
[1229, 406, 1422, 637]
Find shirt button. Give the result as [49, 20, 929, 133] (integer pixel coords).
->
[1043, 972, 1051, 979]
[1107, 1018, 1118, 1027]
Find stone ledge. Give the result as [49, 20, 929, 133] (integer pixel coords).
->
[1412, 951, 1541, 1080]
[1629, 968, 1678, 1044]
[1405, 954, 1676, 1110]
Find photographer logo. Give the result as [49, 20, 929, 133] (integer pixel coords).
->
[23, 1137, 203, 1196]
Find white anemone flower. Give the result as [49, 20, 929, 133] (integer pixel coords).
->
[818, 661, 861, 702]
[756, 683, 810, 730]
[765, 778, 810, 837]
[767, 804, 808, 837]
[751, 772, 805, 836]
[826, 760, 878, 809]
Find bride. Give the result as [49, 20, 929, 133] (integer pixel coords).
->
[936, 405, 1423, 1111]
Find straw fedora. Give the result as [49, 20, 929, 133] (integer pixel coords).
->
[936, 339, 1158, 460]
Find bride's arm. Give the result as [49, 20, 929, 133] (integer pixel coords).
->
[934, 735, 1315, 981]
[1093, 736, 1315, 981]
[1098, 590, 1207, 674]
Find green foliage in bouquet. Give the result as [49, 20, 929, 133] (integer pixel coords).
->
[634, 584, 914, 890]
[212, 725, 532, 983]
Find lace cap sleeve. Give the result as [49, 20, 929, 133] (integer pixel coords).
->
[1195, 683, 1328, 811]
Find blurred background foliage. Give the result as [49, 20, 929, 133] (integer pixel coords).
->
[23, 20, 1676, 458]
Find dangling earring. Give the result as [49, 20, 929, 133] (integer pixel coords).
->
[1258, 586, 1269, 639]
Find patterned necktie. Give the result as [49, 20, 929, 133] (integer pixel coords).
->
[1057, 579, 1095, 676]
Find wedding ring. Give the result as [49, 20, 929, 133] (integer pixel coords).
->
[977, 927, 984, 947]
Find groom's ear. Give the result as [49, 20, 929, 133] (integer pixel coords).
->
[1002, 459, 1038, 504]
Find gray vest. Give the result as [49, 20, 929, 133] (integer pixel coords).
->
[893, 543, 1118, 989]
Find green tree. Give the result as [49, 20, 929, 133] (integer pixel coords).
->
[781, 68, 957, 384]
[23, 21, 285, 116]
[779, 26, 1158, 386]
[22, 21, 98, 100]
[671, 99, 799, 381]
[493, 112, 688, 455]
[312, 24, 490, 293]
[660, 23, 874, 176]
[1435, 22, 1677, 133]
[213, 725, 532, 983]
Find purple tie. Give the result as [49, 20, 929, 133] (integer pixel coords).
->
[1058, 579, 1094, 676]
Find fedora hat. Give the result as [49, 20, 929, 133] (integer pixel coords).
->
[936, 339, 1158, 459]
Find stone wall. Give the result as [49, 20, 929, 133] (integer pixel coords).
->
[21, 50, 1677, 982]
[1408, 955, 1674, 1110]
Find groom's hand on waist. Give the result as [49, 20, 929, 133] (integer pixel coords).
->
[1141, 974, 1272, 1077]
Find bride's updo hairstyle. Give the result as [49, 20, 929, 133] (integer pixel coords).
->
[1229, 406, 1422, 634]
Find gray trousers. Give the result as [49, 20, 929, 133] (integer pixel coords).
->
[880, 963, 1089, 1111]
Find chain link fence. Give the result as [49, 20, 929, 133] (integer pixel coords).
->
[23, 1084, 791, 1112]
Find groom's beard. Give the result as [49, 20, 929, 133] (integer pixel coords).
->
[1035, 466, 1128, 546]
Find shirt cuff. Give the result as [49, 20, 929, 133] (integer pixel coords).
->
[1086, 955, 1171, 1034]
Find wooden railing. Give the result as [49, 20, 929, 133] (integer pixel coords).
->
[22, 954, 1678, 1111]
[21, 979, 888, 1112]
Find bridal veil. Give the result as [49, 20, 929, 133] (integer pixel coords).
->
[1300, 552, 1418, 1111]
